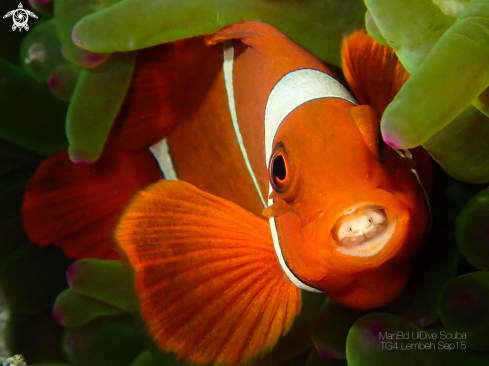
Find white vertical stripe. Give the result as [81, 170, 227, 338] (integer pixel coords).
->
[264, 69, 357, 293]
[149, 137, 178, 180]
[269, 201, 322, 293]
[264, 69, 357, 168]
[222, 42, 267, 208]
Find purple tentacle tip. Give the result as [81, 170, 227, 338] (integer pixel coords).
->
[383, 136, 402, 149]
[61, 46, 69, 60]
[368, 323, 385, 340]
[455, 288, 478, 310]
[414, 317, 431, 328]
[65, 331, 82, 351]
[28, 0, 53, 11]
[66, 262, 79, 286]
[71, 27, 81, 48]
[52, 306, 64, 326]
[72, 29, 107, 68]
[69, 156, 91, 165]
[68, 149, 94, 165]
[316, 347, 338, 359]
[381, 122, 406, 149]
[83, 52, 103, 67]
[48, 73, 59, 91]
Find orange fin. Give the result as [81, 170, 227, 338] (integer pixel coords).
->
[108, 44, 178, 150]
[342, 31, 434, 189]
[22, 146, 162, 259]
[115, 180, 301, 366]
[206, 21, 284, 48]
[109, 37, 223, 150]
[350, 105, 381, 158]
[342, 29, 410, 117]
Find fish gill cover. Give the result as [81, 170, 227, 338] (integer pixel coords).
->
[0, 0, 488, 366]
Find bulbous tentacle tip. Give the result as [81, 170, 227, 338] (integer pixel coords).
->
[28, 0, 53, 16]
[381, 126, 405, 149]
[364, 10, 388, 47]
[81, 52, 108, 68]
[52, 305, 64, 326]
[71, 27, 83, 49]
[64, 330, 81, 349]
[68, 155, 94, 165]
[33, 0, 52, 5]
[66, 261, 79, 286]
[48, 64, 81, 101]
[68, 147, 98, 165]
[48, 73, 59, 90]
[381, 108, 427, 149]
[65, 30, 110, 68]
[455, 189, 489, 269]
[315, 347, 338, 360]
[383, 139, 402, 149]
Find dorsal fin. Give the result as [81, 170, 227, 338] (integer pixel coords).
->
[109, 36, 224, 150]
[341, 29, 410, 118]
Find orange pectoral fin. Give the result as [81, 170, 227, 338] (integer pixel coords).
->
[115, 180, 301, 366]
[342, 29, 410, 117]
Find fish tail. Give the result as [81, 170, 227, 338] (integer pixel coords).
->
[22, 146, 162, 259]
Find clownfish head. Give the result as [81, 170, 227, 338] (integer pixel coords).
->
[262, 69, 429, 309]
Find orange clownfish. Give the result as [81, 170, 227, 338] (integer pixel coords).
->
[22, 22, 432, 366]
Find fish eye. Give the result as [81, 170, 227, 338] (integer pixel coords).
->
[269, 145, 292, 193]
[273, 154, 286, 181]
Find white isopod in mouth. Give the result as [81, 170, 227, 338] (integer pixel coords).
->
[332, 206, 395, 256]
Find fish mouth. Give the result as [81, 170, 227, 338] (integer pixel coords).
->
[331, 205, 396, 257]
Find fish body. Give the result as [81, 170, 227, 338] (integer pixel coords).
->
[22, 22, 431, 365]
[126, 22, 428, 306]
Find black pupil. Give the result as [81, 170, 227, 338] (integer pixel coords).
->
[273, 155, 287, 181]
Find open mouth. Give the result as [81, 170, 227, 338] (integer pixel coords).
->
[331, 205, 396, 257]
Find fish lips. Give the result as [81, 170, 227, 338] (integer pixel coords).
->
[278, 188, 414, 293]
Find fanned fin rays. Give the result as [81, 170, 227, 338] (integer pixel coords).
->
[109, 37, 222, 151]
[342, 29, 410, 117]
[22, 146, 162, 259]
[115, 180, 301, 366]
[342, 30, 433, 191]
